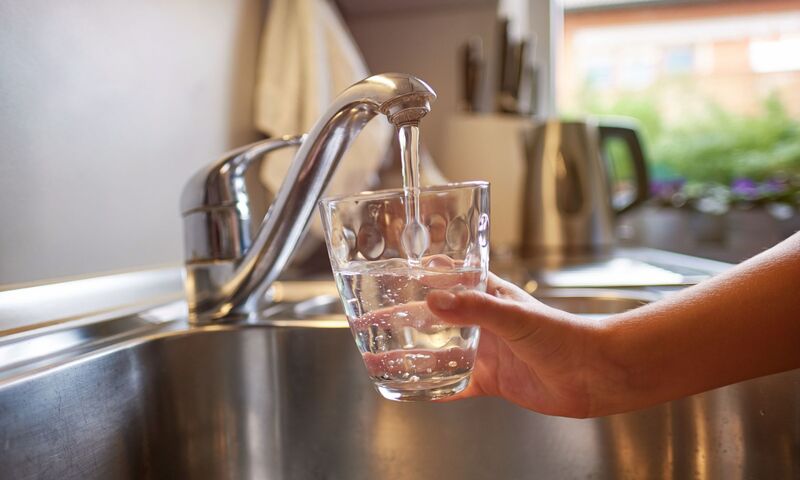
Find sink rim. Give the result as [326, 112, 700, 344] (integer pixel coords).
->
[0, 247, 729, 340]
[0, 285, 661, 385]
[0, 247, 731, 388]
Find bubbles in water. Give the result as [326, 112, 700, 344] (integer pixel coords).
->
[338, 258, 483, 392]
[409, 375, 420, 382]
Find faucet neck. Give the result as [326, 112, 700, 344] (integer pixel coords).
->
[182, 73, 436, 323]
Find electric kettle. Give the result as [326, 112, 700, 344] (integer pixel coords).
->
[520, 119, 649, 259]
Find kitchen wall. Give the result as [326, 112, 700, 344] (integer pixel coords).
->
[0, 0, 558, 286]
[343, 2, 497, 163]
[0, 0, 265, 285]
[341, 0, 559, 162]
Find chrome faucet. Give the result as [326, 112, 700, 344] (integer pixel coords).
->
[180, 73, 436, 323]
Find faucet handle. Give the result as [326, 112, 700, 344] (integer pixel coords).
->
[180, 135, 304, 263]
[180, 135, 304, 215]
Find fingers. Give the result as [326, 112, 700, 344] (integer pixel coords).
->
[487, 273, 535, 303]
[427, 288, 540, 343]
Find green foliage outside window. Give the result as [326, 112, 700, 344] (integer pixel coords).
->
[574, 88, 800, 213]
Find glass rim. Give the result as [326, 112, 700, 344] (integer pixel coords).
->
[319, 181, 489, 206]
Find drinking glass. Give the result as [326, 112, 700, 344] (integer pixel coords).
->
[318, 182, 490, 401]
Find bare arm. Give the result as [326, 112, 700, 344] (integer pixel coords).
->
[600, 231, 800, 414]
[426, 232, 800, 417]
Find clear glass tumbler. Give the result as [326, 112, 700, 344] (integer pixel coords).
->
[318, 182, 490, 401]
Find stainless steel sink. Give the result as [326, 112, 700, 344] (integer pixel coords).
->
[535, 289, 655, 315]
[1, 274, 798, 479]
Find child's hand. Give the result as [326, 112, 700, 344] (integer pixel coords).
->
[427, 273, 620, 418]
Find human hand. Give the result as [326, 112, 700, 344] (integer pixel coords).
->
[426, 273, 620, 418]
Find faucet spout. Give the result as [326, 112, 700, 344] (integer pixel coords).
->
[182, 73, 436, 323]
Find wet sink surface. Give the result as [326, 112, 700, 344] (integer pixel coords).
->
[1, 296, 798, 479]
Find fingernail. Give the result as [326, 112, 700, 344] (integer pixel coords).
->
[431, 291, 457, 310]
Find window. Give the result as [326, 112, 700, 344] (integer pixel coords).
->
[560, 0, 800, 211]
[664, 46, 694, 74]
[749, 36, 800, 73]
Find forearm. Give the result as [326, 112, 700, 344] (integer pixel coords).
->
[598, 232, 800, 415]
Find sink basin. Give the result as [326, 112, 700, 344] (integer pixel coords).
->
[535, 289, 653, 315]
[1, 282, 798, 479]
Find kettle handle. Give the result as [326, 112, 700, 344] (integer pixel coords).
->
[598, 123, 649, 215]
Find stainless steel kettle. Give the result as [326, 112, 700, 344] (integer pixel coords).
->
[520, 119, 649, 259]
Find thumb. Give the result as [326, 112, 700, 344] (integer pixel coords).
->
[427, 289, 540, 343]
